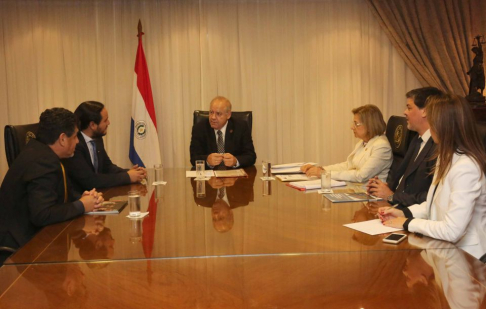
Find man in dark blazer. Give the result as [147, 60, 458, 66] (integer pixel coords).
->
[63, 101, 146, 195]
[0, 108, 103, 265]
[367, 87, 443, 207]
[190, 96, 256, 168]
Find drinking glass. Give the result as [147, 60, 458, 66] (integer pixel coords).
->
[196, 160, 205, 179]
[321, 170, 332, 193]
[262, 160, 272, 180]
[128, 190, 141, 217]
[154, 164, 163, 184]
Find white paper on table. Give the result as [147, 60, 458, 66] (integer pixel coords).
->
[276, 174, 312, 182]
[271, 162, 317, 174]
[288, 179, 346, 190]
[343, 219, 403, 235]
[185, 170, 215, 178]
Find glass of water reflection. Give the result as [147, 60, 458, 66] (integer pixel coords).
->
[128, 190, 141, 217]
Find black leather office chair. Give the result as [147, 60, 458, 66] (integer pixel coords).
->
[385, 116, 417, 183]
[193, 110, 253, 132]
[4, 123, 39, 167]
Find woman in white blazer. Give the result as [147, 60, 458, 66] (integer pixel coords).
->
[302, 104, 392, 182]
[379, 94, 486, 260]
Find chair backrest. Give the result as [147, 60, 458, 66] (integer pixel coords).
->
[476, 122, 486, 151]
[4, 123, 39, 167]
[193, 110, 253, 132]
[385, 116, 417, 182]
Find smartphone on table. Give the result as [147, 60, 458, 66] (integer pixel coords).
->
[382, 233, 407, 244]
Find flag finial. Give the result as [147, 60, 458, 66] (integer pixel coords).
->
[138, 19, 143, 38]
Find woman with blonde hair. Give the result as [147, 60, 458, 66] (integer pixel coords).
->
[379, 94, 486, 260]
[302, 104, 392, 182]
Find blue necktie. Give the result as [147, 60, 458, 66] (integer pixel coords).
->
[89, 140, 99, 173]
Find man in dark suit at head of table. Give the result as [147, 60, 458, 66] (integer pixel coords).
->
[63, 101, 147, 195]
[367, 87, 444, 207]
[190, 96, 257, 169]
[0, 108, 104, 265]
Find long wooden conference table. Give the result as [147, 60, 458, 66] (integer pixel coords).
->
[1, 167, 485, 308]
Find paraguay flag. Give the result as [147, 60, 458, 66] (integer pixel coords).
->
[129, 21, 161, 168]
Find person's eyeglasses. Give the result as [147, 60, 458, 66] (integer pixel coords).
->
[352, 121, 363, 128]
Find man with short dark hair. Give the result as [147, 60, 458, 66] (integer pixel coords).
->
[190, 96, 256, 168]
[0, 108, 103, 265]
[63, 101, 146, 194]
[367, 87, 443, 207]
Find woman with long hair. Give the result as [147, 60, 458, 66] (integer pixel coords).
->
[379, 93, 486, 260]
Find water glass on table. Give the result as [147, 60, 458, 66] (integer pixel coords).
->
[154, 164, 163, 184]
[195, 160, 205, 179]
[321, 170, 332, 193]
[128, 190, 141, 217]
[262, 160, 272, 180]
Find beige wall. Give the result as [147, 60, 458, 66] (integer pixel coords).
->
[0, 0, 421, 181]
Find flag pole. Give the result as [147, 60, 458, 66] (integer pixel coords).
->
[138, 19, 143, 38]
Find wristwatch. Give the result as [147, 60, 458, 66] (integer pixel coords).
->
[387, 194, 394, 204]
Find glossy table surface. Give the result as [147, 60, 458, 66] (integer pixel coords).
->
[1, 167, 486, 308]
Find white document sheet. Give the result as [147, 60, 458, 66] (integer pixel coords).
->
[343, 219, 403, 235]
[276, 174, 312, 182]
[185, 170, 215, 178]
[271, 162, 317, 174]
[288, 179, 346, 190]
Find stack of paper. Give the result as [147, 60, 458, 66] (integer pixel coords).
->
[214, 169, 248, 178]
[276, 174, 312, 182]
[271, 162, 317, 174]
[323, 193, 382, 203]
[287, 179, 346, 191]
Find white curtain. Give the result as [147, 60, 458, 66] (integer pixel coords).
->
[0, 0, 421, 180]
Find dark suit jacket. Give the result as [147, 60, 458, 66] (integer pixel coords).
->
[0, 139, 84, 249]
[189, 118, 257, 168]
[63, 132, 130, 194]
[191, 166, 257, 208]
[388, 136, 436, 207]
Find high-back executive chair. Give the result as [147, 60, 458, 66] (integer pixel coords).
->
[385, 116, 417, 183]
[4, 123, 39, 167]
[193, 110, 253, 132]
[2, 123, 39, 260]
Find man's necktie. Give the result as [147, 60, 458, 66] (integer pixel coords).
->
[89, 140, 99, 173]
[396, 137, 423, 192]
[60, 162, 68, 203]
[218, 187, 226, 199]
[216, 130, 225, 169]
[217, 130, 224, 153]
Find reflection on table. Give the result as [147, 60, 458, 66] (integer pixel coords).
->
[191, 166, 257, 232]
[1, 168, 486, 308]
[6, 168, 458, 264]
[1, 247, 486, 308]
